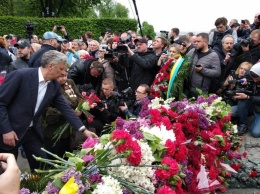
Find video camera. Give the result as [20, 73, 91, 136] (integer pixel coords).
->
[114, 87, 134, 106]
[160, 30, 169, 39]
[116, 33, 135, 53]
[224, 79, 254, 98]
[25, 20, 37, 39]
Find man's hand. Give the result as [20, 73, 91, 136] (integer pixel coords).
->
[234, 92, 248, 100]
[119, 103, 128, 111]
[3, 131, 18, 147]
[195, 64, 203, 72]
[83, 129, 98, 138]
[0, 153, 21, 194]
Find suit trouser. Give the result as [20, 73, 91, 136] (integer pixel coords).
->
[0, 128, 48, 172]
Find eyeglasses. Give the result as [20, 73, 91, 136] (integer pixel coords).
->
[135, 90, 146, 94]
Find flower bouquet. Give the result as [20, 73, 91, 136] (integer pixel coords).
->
[20, 94, 243, 193]
[76, 92, 101, 123]
[150, 54, 192, 100]
[52, 92, 101, 146]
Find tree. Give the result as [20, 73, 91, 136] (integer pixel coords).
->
[0, 0, 14, 16]
[94, 0, 128, 18]
[138, 21, 156, 39]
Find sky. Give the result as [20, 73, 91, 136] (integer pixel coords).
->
[115, 0, 260, 34]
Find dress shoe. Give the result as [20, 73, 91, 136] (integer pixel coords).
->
[238, 124, 248, 135]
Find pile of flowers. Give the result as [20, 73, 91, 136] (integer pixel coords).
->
[20, 94, 243, 193]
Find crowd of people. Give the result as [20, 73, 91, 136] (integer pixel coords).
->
[0, 12, 260, 191]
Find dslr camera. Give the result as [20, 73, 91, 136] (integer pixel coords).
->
[240, 38, 254, 47]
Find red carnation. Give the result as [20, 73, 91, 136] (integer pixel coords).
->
[156, 157, 179, 180]
[127, 141, 142, 166]
[174, 144, 188, 163]
[156, 185, 176, 194]
[161, 116, 172, 130]
[249, 170, 257, 177]
[243, 152, 247, 158]
[165, 139, 176, 157]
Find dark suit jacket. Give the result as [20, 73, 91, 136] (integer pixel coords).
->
[0, 68, 84, 150]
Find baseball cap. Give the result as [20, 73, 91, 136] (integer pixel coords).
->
[134, 38, 148, 44]
[43, 31, 66, 42]
[250, 62, 260, 78]
[14, 39, 31, 48]
[231, 22, 240, 28]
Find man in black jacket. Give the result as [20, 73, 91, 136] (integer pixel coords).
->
[29, 31, 65, 68]
[10, 39, 31, 71]
[212, 34, 236, 93]
[233, 29, 260, 69]
[125, 38, 157, 92]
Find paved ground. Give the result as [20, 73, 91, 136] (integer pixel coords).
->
[17, 128, 260, 193]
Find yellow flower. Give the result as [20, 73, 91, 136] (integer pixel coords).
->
[59, 176, 79, 194]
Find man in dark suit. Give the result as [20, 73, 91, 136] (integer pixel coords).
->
[0, 50, 97, 171]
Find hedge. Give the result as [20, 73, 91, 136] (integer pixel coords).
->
[0, 16, 138, 40]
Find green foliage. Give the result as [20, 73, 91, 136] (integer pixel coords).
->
[138, 21, 156, 39]
[0, 16, 138, 39]
[170, 56, 192, 100]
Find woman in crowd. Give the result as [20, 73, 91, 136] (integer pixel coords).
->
[157, 43, 181, 67]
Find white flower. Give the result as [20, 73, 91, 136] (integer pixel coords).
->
[107, 141, 155, 192]
[82, 101, 90, 111]
[141, 125, 176, 144]
[149, 97, 164, 109]
[232, 125, 238, 134]
[92, 175, 123, 194]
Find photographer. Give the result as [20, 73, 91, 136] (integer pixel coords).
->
[119, 84, 152, 118]
[219, 62, 253, 99]
[233, 29, 260, 70]
[233, 62, 260, 137]
[99, 78, 124, 122]
[128, 38, 157, 92]
[109, 32, 134, 92]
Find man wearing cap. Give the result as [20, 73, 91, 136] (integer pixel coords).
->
[234, 62, 260, 137]
[29, 31, 65, 68]
[125, 37, 157, 92]
[10, 39, 31, 71]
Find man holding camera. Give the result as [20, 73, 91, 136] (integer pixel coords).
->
[233, 29, 260, 69]
[99, 78, 124, 122]
[119, 84, 151, 118]
[127, 38, 157, 92]
[233, 62, 260, 137]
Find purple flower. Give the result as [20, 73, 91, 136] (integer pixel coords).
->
[132, 131, 144, 140]
[82, 154, 94, 163]
[85, 180, 90, 190]
[75, 178, 85, 193]
[123, 190, 133, 194]
[89, 173, 102, 184]
[182, 168, 193, 184]
[115, 117, 125, 130]
[45, 182, 60, 193]
[20, 188, 31, 194]
[139, 97, 151, 118]
[61, 167, 76, 182]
